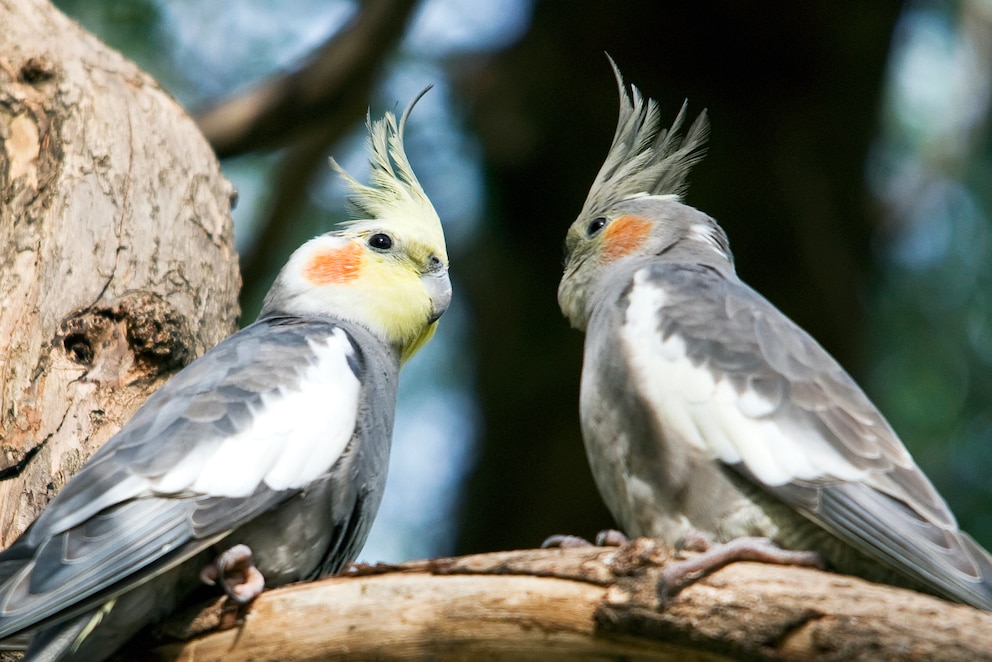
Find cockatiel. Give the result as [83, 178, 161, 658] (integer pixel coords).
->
[556, 62, 992, 609]
[0, 91, 451, 660]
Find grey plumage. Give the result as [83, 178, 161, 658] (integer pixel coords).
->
[559, 65, 992, 610]
[573, 58, 708, 246]
[0, 317, 397, 658]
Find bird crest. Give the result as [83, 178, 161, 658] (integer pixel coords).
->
[578, 58, 710, 221]
[330, 86, 447, 263]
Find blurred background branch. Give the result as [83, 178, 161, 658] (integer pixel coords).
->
[195, 0, 419, 158]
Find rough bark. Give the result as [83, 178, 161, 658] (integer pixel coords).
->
[126, 542, 992, 661]
[0, 0, 239, 545]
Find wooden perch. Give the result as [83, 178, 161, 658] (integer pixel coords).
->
[124, 540, 992, 661]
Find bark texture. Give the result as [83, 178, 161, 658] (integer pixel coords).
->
[127, 542, 992, 661]
[0, 0, 239, 545]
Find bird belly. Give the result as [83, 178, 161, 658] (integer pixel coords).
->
[580, 354, 786, 547]
[229, 488, 338, 587]
[580, 384, 769, 545]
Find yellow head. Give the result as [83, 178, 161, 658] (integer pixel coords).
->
[261, 90, 450, 362]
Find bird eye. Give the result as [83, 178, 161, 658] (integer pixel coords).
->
[587, 217, 607, 237]
[368, 233, 393, 250]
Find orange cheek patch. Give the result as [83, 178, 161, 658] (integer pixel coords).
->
[303, 243, 364, 284]
[602, 215, 651, 259]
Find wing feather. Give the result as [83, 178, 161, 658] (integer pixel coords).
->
[0, 316, 367, 639]
[621, 262, 992, 607]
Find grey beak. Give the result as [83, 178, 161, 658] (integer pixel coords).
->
[422, 262, 452, 324]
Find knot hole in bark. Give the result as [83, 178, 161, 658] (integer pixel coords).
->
[55, 292, 192, 384]
[18, 56, 56, 84]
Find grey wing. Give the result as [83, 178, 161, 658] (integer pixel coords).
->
[0, 316, 379, 638]
[235, 319, 398, 581]
[0, 497, 235, 640]
[625, 263, 992, 608]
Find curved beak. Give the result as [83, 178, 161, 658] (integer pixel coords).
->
[422, 263, 452, 324]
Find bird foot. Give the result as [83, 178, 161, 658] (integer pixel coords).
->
[200, 543, 266, 604]
[658, 536, 824, 605]
[595, 529, 631, 546]
[541, 534, 590, 549]
[542, 529, 629, 549]
[675, 530, 712, 553]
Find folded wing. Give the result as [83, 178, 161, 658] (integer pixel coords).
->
[0, 316, 364, 638]
[621, 262, 992, 609]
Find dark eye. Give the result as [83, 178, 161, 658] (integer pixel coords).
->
[587, 217, 607, 237]
[368, 233, 393, 250]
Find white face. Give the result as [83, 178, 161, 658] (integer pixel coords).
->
[263, 230, 450, 360]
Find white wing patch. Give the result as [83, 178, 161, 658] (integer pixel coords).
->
[155, 328, 361, 498]
[622, 270, 868, 487]
[261, 329, 361, 491]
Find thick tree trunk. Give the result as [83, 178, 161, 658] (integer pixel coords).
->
[129, 542, 992, 661]
[0, 0, 239, 545]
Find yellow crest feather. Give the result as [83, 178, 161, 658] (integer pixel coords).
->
[330, 87, 448, 263]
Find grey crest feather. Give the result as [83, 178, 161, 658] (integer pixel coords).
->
[579, 58, 709, 221]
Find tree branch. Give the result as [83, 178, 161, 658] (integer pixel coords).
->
[194, 0, 420, 158]
[237, 117, 352, 317]
[194, 0, 423, 316]
[127, 541, 992, 661]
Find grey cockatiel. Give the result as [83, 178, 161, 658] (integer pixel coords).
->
[556, 63, 992, 610]
[0, 92, 452, 660]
